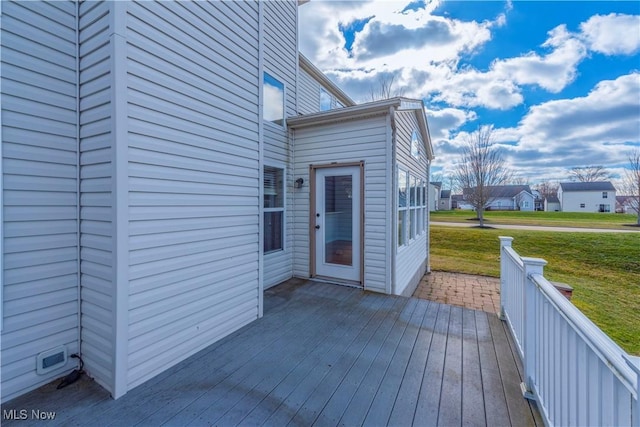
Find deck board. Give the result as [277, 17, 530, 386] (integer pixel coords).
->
[1, 279, 540, 427]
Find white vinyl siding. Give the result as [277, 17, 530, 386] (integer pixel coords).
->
[262, 1, 296, 288]
[297, 67, 347, 115]
[1, 0, 79, 403]
[123, 1, 261, 390]
[293, 115, 390, 293]
[560, 190, 617, 213]
[78, 0, 115, 394]
[394, 111, 428, 296]
[297, 67, 319, 115]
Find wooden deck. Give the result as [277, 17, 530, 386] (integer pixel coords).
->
[1, 279, 541, 426]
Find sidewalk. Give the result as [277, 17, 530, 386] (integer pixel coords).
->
[413, 271, 501, 314]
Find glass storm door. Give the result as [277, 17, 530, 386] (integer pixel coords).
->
[314, 166, 361, 282]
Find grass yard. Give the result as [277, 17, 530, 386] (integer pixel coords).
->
[431, 209, 639, 230]
[430, 225, 640, 355]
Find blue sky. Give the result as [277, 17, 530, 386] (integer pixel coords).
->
[298, 0, 640, 188]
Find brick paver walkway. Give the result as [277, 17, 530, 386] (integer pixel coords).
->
[413, 271, 501, 314]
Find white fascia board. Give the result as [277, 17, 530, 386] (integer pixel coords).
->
[287, 97, 403, 129]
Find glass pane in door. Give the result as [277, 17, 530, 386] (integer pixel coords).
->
[324, 175, 353, 266]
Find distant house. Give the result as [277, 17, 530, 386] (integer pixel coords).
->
[439, 189, 452, 210]
[545, 196, 561, 212]
[451, 194, 466, 209]
[558, 182, 616, 213]
[462, 185, 535, 211]
[429, 182, 441, 211]
[616, 195, 639, 214]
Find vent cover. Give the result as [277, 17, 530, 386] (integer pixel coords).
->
[36, 346, 67, 375]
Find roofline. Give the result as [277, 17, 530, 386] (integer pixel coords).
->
[298, 53, 356, 108]
[287, 97, 403, 128]
[288, 97, 435, 160]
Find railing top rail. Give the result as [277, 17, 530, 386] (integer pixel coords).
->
[502, 246, 524, 268]
[530, 272, 638, 396]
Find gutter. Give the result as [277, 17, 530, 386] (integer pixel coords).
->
[389, 106, 397, 295]
[288, 97, 405, 129]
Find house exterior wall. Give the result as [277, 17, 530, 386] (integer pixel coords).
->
[298, 68, 322, 115]
[292, 115, 390, 293]
[439, 197, 451, 210]
[121, 1, 262, 392]
[559, 190, 615, 212]
[1, 0, 80, 402]
[263, 0, 296, 288]
[428, 184, 439, 211]
[394, 111, 428, 296]
[77, 0, 116, 395]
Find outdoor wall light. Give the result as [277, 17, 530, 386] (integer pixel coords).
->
[295, 178, 304, 188]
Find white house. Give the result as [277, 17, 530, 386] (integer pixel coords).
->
[439, 189, 452, 210]
[428, 182, 441, 211]
[462, 185, 535, 211]
[0, 1, 434, 403]
[544, 196, 561, 212]
[557, 182, 616, 213]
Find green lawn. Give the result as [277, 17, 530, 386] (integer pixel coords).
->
[430, 225, 640, 355]
[431, 210, 639, 230]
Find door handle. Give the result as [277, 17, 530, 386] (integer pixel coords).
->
[315, 225, 320, 229]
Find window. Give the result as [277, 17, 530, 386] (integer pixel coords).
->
[320, 89, 332, 111]
[409, 174, 418, 239]
[602, 192, 608, 199]
[599, 204, 611, 212]
[264, 166, 284, 253]
[263, 72, 284, 126]
[580, 203, 586, 208]
[398, 168, 408, 247]
[411, 130, 420, 159]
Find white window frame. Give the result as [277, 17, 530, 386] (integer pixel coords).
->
[397, 167, 408, 248]
[409, 174, 418, 240]
[263, 71, 285, 128]
[602, 191, 608, 199]
[264, 165, 286, 254]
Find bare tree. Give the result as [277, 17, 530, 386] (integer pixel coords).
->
[452, 125, 512, 226]
[534, 181, 559, 200]
[621, 149, 640, 225]
[568, 165, 611, 182]
[368, 74, 405, 101]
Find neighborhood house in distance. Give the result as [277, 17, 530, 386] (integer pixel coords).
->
[0, 2, 434, 402]
[435, 181, 620, 213]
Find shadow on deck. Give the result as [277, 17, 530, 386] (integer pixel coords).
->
[1, 279, 541, 426]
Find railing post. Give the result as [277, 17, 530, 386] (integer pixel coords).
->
[498, 236, 513, 320]
[521, 256, 547, 401]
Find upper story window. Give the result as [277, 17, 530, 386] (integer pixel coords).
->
[320, 89, 332, 111]
[411, 130, 420, 159]
[602, 192, 608, 199]
[263, 72, 284, 126]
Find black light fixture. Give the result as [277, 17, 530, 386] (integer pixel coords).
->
[295, 178, 304, 188]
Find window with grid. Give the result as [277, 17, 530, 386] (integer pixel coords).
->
[264, 166, 284, 253]
[398, 168, 408, 247]
[409, 174, 418, 240]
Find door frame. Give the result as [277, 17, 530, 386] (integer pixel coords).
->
[309, 161, 365, 285]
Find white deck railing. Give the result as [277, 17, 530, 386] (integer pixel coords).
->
[499, 236, 639, 427]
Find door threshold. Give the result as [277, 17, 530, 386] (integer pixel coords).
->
[312, 276, 362, 289]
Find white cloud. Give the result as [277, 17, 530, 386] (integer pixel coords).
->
[490, 25, 587, 93]
[426, 107, 477, 141]
[580, 13, 640, 56]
